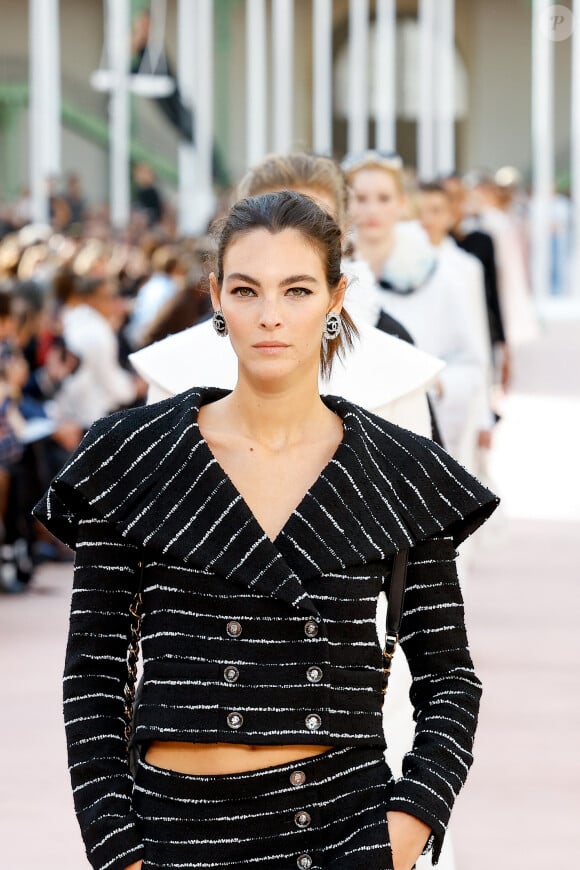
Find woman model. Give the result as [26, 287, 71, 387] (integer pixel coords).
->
[342, 152, 486, 462]
[35, 192, 498, 870]
[129, 153, 443, 438]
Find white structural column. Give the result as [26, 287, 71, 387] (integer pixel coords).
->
[272, 0, 294, 153]
[312, 0, 332, 155]
[178, 0, 215, 235]
[195, 0, 215, 231]
[571, 1, 580, 298]
[347, 0, 370, 154]
[107, 0, 131, 230]
[435, 0, 455, 175]
[374, 0, 396, 152]
[530, 0, 554, 300]
[417, 0, 436, 179]
[177, 0, 197, 235]
[246, 0, 268, 167]
[29, 0, 61, 223]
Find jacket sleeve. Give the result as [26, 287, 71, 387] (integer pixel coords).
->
[63, 512, 144, 870]
[388, 535, 481, 864]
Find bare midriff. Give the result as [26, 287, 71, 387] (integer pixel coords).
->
[144, 742, 334, 775]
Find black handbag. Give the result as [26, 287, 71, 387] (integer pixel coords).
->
[382, 548, 409, 694]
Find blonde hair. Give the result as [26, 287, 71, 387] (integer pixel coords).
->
[238, 153, 348, 228]
[341, 151, 405, 196]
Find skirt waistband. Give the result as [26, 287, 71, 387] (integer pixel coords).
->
[135, 745, 389, 803]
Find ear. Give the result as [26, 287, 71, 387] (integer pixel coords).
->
[328, 274, 348, 314]
[209, 272, 221, 311]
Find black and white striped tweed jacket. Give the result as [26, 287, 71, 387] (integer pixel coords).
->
[34, 387, 498, 870]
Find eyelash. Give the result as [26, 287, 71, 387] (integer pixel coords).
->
[231, 287, 313, 298]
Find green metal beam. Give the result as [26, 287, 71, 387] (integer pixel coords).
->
[0, 103, 23, 200]
[0, 82, 178, 186]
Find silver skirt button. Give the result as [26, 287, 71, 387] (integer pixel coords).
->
[304, 620, 318, 638]
[226, 620, 242, 638]
[224, 666, 239, 683]
[297, 855, 313, 870]
[290, 770, 306, 787]
[306, 666, 323, 683]
[294, 811, 311, 829]
[305, 713, 321, 732]
[226, 711, 244, 729]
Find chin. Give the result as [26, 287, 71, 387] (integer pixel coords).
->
[361, 225, 389, 241]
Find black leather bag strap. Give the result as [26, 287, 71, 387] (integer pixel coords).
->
[382, 548, 409, 694]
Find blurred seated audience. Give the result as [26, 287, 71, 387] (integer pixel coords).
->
[57, 272, 146, 429]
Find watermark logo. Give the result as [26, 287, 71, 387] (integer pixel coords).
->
[539, 4, 574, 42]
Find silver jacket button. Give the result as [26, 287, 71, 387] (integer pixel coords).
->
[224, 666, 239, 683]
[304, 620, 318, 638]
[305, 713, 321, 731]
[226, 711, 244, 729]
[297, 855, 313, 870]
[306, 666, 323, 683]
[226, 620, 242, 637]
[294, 811, 312, 829]
[290, 770, 306, 786]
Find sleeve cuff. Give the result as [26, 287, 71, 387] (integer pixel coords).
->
[84, 813, 144, 870]
[387, 783, 448, 865]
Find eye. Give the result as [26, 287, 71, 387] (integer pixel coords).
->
[231, 286, 256, 297]
[286, 287, 312, 297]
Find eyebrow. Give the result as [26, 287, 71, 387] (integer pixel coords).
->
[225, 272, 320, 287]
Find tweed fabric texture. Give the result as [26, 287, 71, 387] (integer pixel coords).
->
[34, 387, 498, 870]
[134, 746, 394, 869]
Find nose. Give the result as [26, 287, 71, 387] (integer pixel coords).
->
[259, 297, 283, 329]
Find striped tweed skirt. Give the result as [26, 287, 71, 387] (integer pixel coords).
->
[133, 746, 394, 869]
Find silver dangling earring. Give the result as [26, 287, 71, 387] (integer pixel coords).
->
[212, 309, 228, 337]
[323, 312, 342, 341]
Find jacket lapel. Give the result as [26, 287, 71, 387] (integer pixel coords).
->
[44, 387, 320, 617]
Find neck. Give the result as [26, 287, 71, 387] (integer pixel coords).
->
[428, 230, 448, 248]
[223, 372, 333, 451]
[354, 231, 396, 278]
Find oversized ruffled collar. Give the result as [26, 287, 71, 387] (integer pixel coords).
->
[34, 387, 498, 615]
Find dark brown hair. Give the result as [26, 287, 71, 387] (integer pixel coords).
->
[212, 190, 357, 378]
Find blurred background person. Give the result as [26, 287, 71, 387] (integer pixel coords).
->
[139, 240, 212, 347]
[343, 151, 486, 465]
[465, 173, 538, 348]
[57, 273, 146, 429]
[0, 288, 83, 590]
[417, 182, 495, 467]
[132, 162, 165, 228]
[441, 173, 510, 392]
[127, 243, 188, 348]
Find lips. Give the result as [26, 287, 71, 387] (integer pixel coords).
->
[253, 342, 289, 348]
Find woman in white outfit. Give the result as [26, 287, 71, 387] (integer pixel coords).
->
[417, 182, 494, 473]
[342, 152, 487, 467]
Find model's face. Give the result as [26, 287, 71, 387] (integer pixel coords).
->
[348, 169, 404, 242]
[210, 228, 345, 387]
[418, 192, 454, 243]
